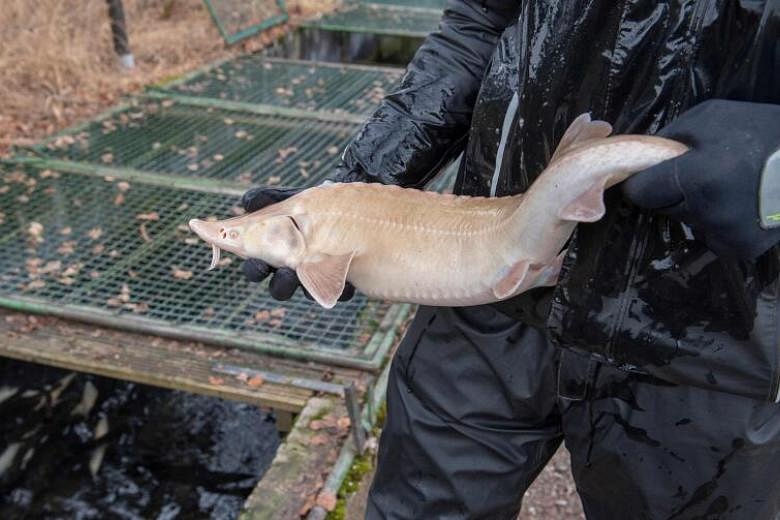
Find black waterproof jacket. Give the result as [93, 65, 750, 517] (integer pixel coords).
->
[334, 0, 780, 401]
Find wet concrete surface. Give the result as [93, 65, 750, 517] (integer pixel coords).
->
[0, 358, 280, 520]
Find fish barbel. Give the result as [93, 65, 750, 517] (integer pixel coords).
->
[189, 114, 687, 308]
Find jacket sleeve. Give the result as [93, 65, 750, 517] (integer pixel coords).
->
[333, 0, 520, 188]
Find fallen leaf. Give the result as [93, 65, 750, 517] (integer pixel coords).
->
[101, 153, 114, 164]
[172, 268, 193, 280]
[202, 307, 215, 318]
[38, 261, 61, 276]
[184, 238, 199, 245]
[276, 146, 298, 161]
[234, 130, 247, 139]
[213, 154, 224, 161]
[114, 193, 125, 206]
[254, 310, 270, 322]
[24, 280, 46, 291]
[87, 227, 103, 240]
[92, 244, 105, 255]
[208, 376, 225, 386]
[310, 434, 328, 446]
[235, 372, 248, 383]
[187, 163, 199, 171]
[267, 176, 281, 185]
[136, 212, 160, 221]
[326, 146, 340, 155]
[57, 241, 76, 255]
[337, 417, 351, 430]
[270, 308, 286, 318]
[139, 223, 151, 242]
[316, 491, 338, 512]
[116, 181, 130, 192]
[247, 375, 264, 388]
[60, 227, 72, 235]
[28, 221, 43, 238]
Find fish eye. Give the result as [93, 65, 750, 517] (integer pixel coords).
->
[228, 230, 239, 239]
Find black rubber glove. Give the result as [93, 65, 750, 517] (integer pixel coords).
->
[240, 185, 356, 302]
[623, 99, 780, 260]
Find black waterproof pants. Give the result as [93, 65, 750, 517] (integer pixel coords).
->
[366, 306, 780, 519]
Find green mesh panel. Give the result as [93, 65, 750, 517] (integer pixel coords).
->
[34, 101, 360, 188]
[203, 0, 288, 45]
[158, 58, 403, 116]
[0, 165, 398, 365]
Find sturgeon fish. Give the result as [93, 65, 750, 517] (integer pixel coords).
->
[189, 114, 687, 309]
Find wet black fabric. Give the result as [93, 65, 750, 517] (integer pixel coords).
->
[336, 0, 780, 401]
[368, 306, 780, 519]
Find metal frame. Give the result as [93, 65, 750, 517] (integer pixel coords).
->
[203, 0, 288, 45]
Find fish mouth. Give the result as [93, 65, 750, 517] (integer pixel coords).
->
[188, 219, 223, 271]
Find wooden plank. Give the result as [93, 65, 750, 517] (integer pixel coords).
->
[0, 311, 372, 413]
[241, 397, 347, 520]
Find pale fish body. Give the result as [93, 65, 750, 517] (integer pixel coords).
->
[189, 115, 688, 308]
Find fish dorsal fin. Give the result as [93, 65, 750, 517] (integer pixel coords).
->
[549, 113, 613, 164]
[558, 180, 608, 222]
[297, 252, 355, 309]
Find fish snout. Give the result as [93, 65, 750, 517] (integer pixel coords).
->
[189, 219, 230, 244]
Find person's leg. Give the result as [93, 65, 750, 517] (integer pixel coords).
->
[367, 305, 563, 519]
[562, 355, 780, 519]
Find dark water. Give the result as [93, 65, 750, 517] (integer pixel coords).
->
[268, 28, 422, 66]
[0, 358, 280, 520]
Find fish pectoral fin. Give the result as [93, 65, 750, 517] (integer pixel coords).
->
[549, 113, 613, 165]
[558, 182, 607, 223]
[297, 252, 355, 309]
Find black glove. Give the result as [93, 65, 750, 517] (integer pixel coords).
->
[623, 99, 780, 260]
[240, 185, 356, 302]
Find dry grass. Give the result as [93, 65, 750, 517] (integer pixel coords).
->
[0, 0, 335, 155]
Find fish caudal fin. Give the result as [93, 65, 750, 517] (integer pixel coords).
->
[297, 252, 355, 309]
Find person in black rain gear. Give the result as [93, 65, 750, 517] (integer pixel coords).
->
[241, 1, 780, 518]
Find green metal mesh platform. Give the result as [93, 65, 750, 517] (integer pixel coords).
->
[360, 0, 446, 8]
[0, 164, 406, 368]
[2, 43, 468, 368]
[301, 3, 443, 38]
[203, 0, 288, 45]
[32, 100, 361, 190]
[155, 58, 403, 116]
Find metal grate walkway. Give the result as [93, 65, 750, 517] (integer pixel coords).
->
[1, 21, 457, 370]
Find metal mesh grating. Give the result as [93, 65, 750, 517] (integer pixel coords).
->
[301, 3, 443, 38]
[203, 0, 288, 45]
[0, 165, 398, 365]
[35, 101, 361, 188]
[157, 58, 403, 116]
[362, 0, 446, 8]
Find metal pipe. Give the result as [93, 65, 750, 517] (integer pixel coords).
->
[106, 0, 135, 69]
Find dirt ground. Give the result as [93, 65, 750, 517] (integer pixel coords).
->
[345, 447, 585, 519]
[0, 0, 336, 155]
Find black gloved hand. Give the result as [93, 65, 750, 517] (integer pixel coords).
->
[623, 99, 780, 260]
[240, 185, 356, 302]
